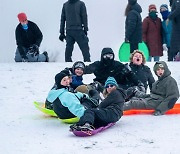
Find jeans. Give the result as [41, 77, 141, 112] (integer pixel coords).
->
[148, 56, 160, 62]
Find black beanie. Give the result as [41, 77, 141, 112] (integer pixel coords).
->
[55, 72, 68, 89]
[72, 61, 85, 73]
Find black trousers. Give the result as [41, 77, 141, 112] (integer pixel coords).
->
[130, 42, 139, 53]
[77, 108, 121, 128]
[65, 30, 91, 62]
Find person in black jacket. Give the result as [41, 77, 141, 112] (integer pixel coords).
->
[70, 77, 126, 131]
[125, 0, 142, 53]
[15, 12, 49, 62]
[59, 0, 91, 62]
[84, 47, 142, 91]
[129, 50, 155, 91]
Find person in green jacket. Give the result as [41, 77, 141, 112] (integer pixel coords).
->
[123, 61, 179, 116]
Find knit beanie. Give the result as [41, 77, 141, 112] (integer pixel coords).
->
[17, 13, 27, 22]
[153, 63, 164, 72]
[149, 4, 157, 12]
[160, 4, 169, 12]
[55, 72, 68, 89]
[72, 61, 85, 73]
[104, 77, 118, 88]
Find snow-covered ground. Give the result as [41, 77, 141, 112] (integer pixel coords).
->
[0, 62, 180, 154]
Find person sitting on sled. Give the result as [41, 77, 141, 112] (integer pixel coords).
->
[70, 77, 126, 131]
[45, 61, 86, 109]
[46, 70, 100, 120]
[123, 61, 179, 116]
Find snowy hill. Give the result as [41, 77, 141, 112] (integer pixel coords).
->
[0, 62, 180, 154]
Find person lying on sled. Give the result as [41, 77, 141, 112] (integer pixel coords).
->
[123, 61, 179, 116]
[70, 77, 126, 131]
[46, 71, 100, 120]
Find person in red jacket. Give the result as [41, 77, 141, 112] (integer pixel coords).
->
[142, 4, 163, 62]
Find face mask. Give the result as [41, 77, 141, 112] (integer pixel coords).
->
[149, 11, 157, 19]
[160, 10, 169, 20]
[22, 24, 28, 30]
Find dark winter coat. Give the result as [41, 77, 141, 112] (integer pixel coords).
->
[78, 88, 126, 127]
[147, 61, 179, 112]
[168, 0, 180, 54]
[84, 48, 140, 89]
[125, 3, 142, 43]
[129, 62, 155, 91]
[60, 0, 88, 34]
[162, 19, 172, 47]
[15, 21, 43, 48]
[142, 16, 163, 56]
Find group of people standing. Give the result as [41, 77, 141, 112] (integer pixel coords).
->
[125, 0, 180, 61]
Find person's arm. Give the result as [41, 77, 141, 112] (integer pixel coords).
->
[142, 18, 148, 43]
[84, 61, 99, 74]
[60, 4, 66, 34]
[146, 67, 155, 91]
[80, 2, 88, 32]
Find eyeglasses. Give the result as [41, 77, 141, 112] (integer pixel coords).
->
[105, 84, 114, 88]
[103, 54, 114, 59]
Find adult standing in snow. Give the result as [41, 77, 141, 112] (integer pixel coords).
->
[123, 61, 179, 116]
[59, 0, 91, 62]
[84, 47, 144, 91]
[142, 4, 163, 62]
[125, 0, 142, 53]
[168, 0, 180, 60]
[160, 4, 173, 61]
[15, 12, 49, 62]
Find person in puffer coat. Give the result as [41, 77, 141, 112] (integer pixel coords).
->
[123, 61, 179, 116]
[125, 0, 142, 53]
[46, 71, 98, 119]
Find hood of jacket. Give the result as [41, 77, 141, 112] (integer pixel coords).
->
[100, 47, 115, 61]
[153, 61, 171, 80]
[131, 3, 142, 13]
[68, 0, 79, 3]
[128, 0, 137, 5]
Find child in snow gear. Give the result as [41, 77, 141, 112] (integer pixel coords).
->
[123, 61, 179, 115]
[15, 12, 49, 62]
[70, 77, 126, 131]
[46, 71, 98, 119]
[59, 0, 91, 62]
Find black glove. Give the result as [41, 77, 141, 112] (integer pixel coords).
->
[125, 38, 130, 43]
[126, 86, 138, 100]
[28, 44, 39, 55]
[84, 30, 88, 36]
[137, 82, 145, 93]
[122, 63, 131, 75]
[59, 33, 66, 42]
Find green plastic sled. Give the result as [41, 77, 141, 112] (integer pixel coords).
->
[33, 101, 79, 124]
[118, 42, 149, 62]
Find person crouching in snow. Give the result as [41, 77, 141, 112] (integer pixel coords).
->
[70, 77, 126, 131]
[46, 71, 99, 120]
[15, 12, 49, 62]
[123, 61, 179, 116]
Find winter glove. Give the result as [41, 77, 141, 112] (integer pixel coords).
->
[121, 63, 132, 75]
[153, 110, 164, 116]
[84, 30, 88, 36]
[137, 82, 145, 93]
[163, 44, 168, 51]
[59, 33, 66, 42]
[28, 44, 39, 55]
[125, 38, 130, 43]
[126, 86, 138, 100]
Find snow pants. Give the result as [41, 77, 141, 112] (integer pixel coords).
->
[77, 108, 122, 128]
[65, 30, 91, 62]
[15, 47, 46, 62]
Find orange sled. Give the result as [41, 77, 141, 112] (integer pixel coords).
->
[123, 103, 180, 115]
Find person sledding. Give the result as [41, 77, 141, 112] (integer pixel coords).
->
[70, 77, 126, 131]
[123, 61, 179, 116]
[46, 70, 100, 120]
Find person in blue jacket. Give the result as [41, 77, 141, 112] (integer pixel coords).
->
[160, 4, 173, 61]
[46, 71, 98, 120]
